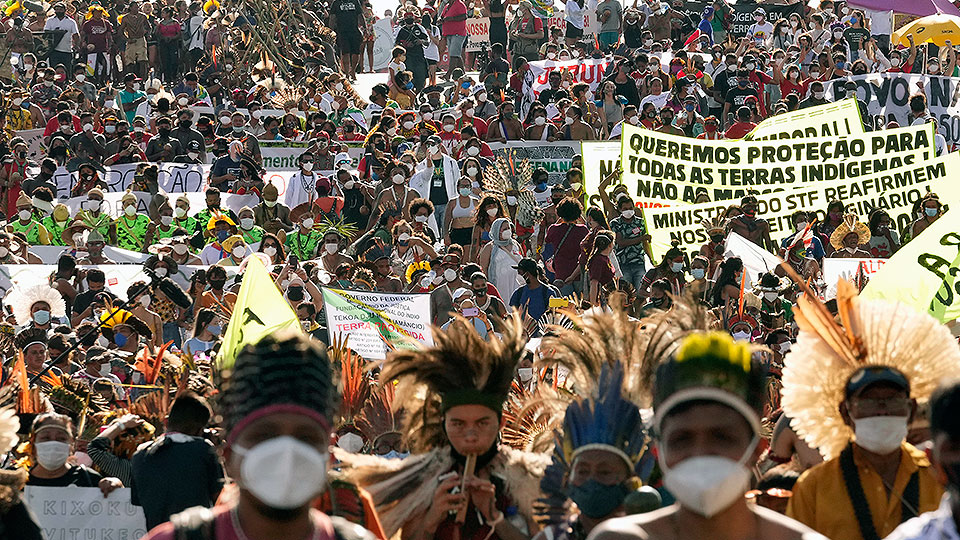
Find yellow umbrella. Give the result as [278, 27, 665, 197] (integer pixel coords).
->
[892, 14, 960, 47]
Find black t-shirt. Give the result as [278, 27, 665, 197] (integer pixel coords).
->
[725, 86, 759, 109]
[429, 158, 448, 206]
[331, 0, 362, 32]
[614, 79, 641, 107]
[72, 288, 117, 316]
[28, 465, 103, 487]
[395, 23, 428, 59]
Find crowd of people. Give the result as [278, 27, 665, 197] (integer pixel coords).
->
[0, 0, 957, 538]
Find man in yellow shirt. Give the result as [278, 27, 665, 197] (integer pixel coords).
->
[780, 281, 960, 540]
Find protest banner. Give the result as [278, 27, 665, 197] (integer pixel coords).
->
[728, 2, 804, 38]
[51, 162, 210, 198]
[24, 486, 148, 540]
[581, 141, 628, 209]
[862, 209, 960, 324]
[745, 98, 865, 140]
[723, 232, 783, 286]
[525, 57, 611, 100]
[321, 287, 432, 360]
[16, 128, 45, 161]
[822, 258, 888, 299]
[28, 245, 151, 265]
[826, 73, 960, 142]
[466, 17, 491, 52]
[643, 151, 957, 261]
[259, 141, 311, 170]
[620, 122, 935, 205]
[0, 263, 235, 299]
[371, 18, 395, 71]
[488, 140, 580, 185]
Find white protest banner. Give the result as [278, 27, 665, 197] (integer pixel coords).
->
[466, 17, 491, 52]
[822, 258, 888, 299]
[0, 263, 233, 298]
[826, 73, 960, 143]
[620, 122, 935, 205]
[372, 18, 396, 71]
[259, 141, 311, 170]
[28, 245, 151, 265]
[16, 128, 46, 161]
[745, 98, 865, 140]
[581, 141, 637, 210]
[642, 152, 957, 261]
[488, 140, 580, 185]
[321, 287, 432, 360]
[51, 162, 211, 198]
[24, 486, 147, 540]
[723, 232, 783, 286]
[526, 57, 611, 100]
[62, 191, 261, 218]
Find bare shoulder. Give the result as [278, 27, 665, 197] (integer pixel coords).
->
[754, 506, 827, 540]
[587, 506, 678, 540]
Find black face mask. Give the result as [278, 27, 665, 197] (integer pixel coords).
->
[209, 279, 225, 290]
[374, 141, 386, 151]
[287, 286, 304, 301]
[180, 120, 192, 128]
[158, 127, 171, 136]
[711, 234, 724, 244]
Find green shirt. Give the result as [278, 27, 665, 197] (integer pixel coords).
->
[114, 214, 151, 251]
[172, 216, 199, 235]
[240, 226, 265, 245]
[155, 223, 182, 241]
[41, 217, 67, 246]
[9, 219, 50, 245]
[285, 229, 321, 260]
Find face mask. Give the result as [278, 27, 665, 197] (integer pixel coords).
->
[571, 182, 582, 192]
[324, 242, 339, 254]
[853, 415, 909, 454]
[486, 207, 498, 217]
[33, 310, 51, 325]
[650, 64, 660, 73]
[564, 117, 574, 125]
[517, 367, 533, 381]
[763, 291, 779, 302]
[18, 209, 31, 221]
[732, 330, 751, 341]
[173, 244, 188, 255]
[124, 205, 137, 217]
[477, 92, 487, 102]
[263, 245, 278, 257]
[173, 206, 188, 218]
[660, 437, 758, 518]
[35, 441, 71, 470]
[301, 218, 315, 229]
[154, 267, 168, 278]
[891, 57, 902, 67]
[670, 262, 683, 273]
[114, 332, 129, 347]
[621, 209, 635, 219]
[0, 246, 7, 258]
[234, 436, 327, 510]
[232, 246, 246, 258]
[423, 111, 435, 122]
[444, 268, 457, 282]
[286, 287, 304, 301]
[428, 145, 440, 156]
[264, 199, 278, 208]
[466, 108, 475, 117]
[216, 230, 230, 243]
[467, 146, 480, 157]
[387, 127, 398, 136]
[442, 124, 455, 133]
[813, 90, 825, 99]
[403, 120, 415, 130]
[459, 187, 473, 197]
[535, 117, 546, 126]
[778, 342, 792, 354]
[301, 162, 314, 172]
[568, 480, 631, 519]
[501, 229, 513, 241]
[99, 362, 112, 376]
[414, 215, 429, 224]
[337, 432, 364, 453]
[926, 207, 938, 217]
[235, 216, 254, 230]
[392, 174, 405, 185]
[208, 323, 223, 335]
[506, 196, 518, 206]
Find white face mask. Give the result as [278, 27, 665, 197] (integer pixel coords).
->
[324, 242, 339, 254]
[344, 180, 356, 190]
[486, 207, 498, 217]
[477, 92, 487, 102]
[154, 267, 168, 278]
[160, 215, 173, 226]
[0, 246, 8, 258]
[501, 229, 512, 240]
[263, 246, 278, 257]
[466, 167, 479, 177]
[506, 196, 518, 206]
[628, 115, 639, 125]
[414, 215, 429, 223]
[173, 244, 188, 255]
[442, 124, 455, 132]
[466, 108, 475, 117]
[691, 268, 706, 280]
[423, 112, 435, 121]
[570, 182, 582, 191]
[732, 330, 751, 341]
[403, 121, 415, 129]
[301, 162, 314, 172]
[621, 209, 635, 219]
[264, 199, 278, 208]
[302, 218, 314, 229]
[35, 440, 72, 470]
[535, 116, 546, 126]
[124, 205, 137, 217]
[467, 146, 480, 157]
[32, 310, 51, 325]
[428, 145, 441, 156]
[795, 221, 808, 231]
[444, 268, 457, 282]
[337, 432, 364, 453]
[853, 415, 909, 454]
[763, 291, 779, 302]
[139, 295, 152, 308]
[564, 117, 574, 125]
[234, 436, 328, 510]
[660, 437, 758, 518]
[18, 209, 31, 221]
[175, 206, 187, 218]
[518, 367, 533, 381]
[232, 246, 246, 258]
[99, 362, 112, 377]
[891, 57, 902, 67]
[777, 341, 792, 354]
[813, 90, 825, 99]
[393, 174, 405, 185]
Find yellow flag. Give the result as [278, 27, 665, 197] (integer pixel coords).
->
[861, 208, 960, 323]
[217, 256, 303, 370]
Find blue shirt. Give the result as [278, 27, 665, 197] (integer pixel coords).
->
[781, 231, 825, 260]
[117, 89, 146, 124]
[509, 283, 559, 321]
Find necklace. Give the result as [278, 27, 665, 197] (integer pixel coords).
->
[229, 506, 324, 540]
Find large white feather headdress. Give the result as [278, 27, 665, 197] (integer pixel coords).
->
[8, 284, 67, 326]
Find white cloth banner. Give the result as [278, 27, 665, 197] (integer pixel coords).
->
[0, 263, 236, 297]
[51, 163, 211, 198]
[722, 232, 783, 286]
[525, 57, 611, 99]
[28, 245, 151, 265]
[17, 128, 46, 161]
[827, 73, 960, 144]
[24, 486, 148, 540]
[822, 257, 888, 299]
[466, 17, 491, 52]
[321, 287, 433, 360]
[62, 191, 261, 219]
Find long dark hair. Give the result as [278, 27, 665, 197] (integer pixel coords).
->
[588, 230, 614, 266]
[193, 308, 217, 338]
[711, 257, 743, 308]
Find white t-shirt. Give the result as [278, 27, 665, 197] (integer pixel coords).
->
[565, 0, 585, 29]
[424, 25, 441, 62]
[44, 15, 79, 53]
[747, 21, 774, 47]
[186, 15, 206, 50]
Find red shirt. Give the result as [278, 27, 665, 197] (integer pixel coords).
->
[43, 115, 82, 137]
[724, 121, 756, 139]
[441, 0, 467, 36]
[747, 70, 773, 114]
[779, 79, 808, 100]
[81, 18, 113, 52]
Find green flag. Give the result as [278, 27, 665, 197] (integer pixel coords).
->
[861, 208, 960, 323]
[217, 256, 304, 370]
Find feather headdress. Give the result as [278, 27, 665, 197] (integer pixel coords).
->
[356, 381, 403, 447]
[381, 313, 526, 453]
[8, 284, 66, 326]
[781, 279, 960, 459]
[829, 213, 871, 251]
[701, 215, 726, 234]
[482, 153, 544, 228]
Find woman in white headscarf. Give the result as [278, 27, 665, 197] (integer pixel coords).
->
[478, 217, 523, 300]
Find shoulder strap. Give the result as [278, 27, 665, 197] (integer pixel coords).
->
[901, 470, 920, 524]
[839, 444, 881, 540]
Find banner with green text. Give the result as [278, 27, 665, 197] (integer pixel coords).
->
[321, 287, 433, 360]
[744, 98, 864, 141]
